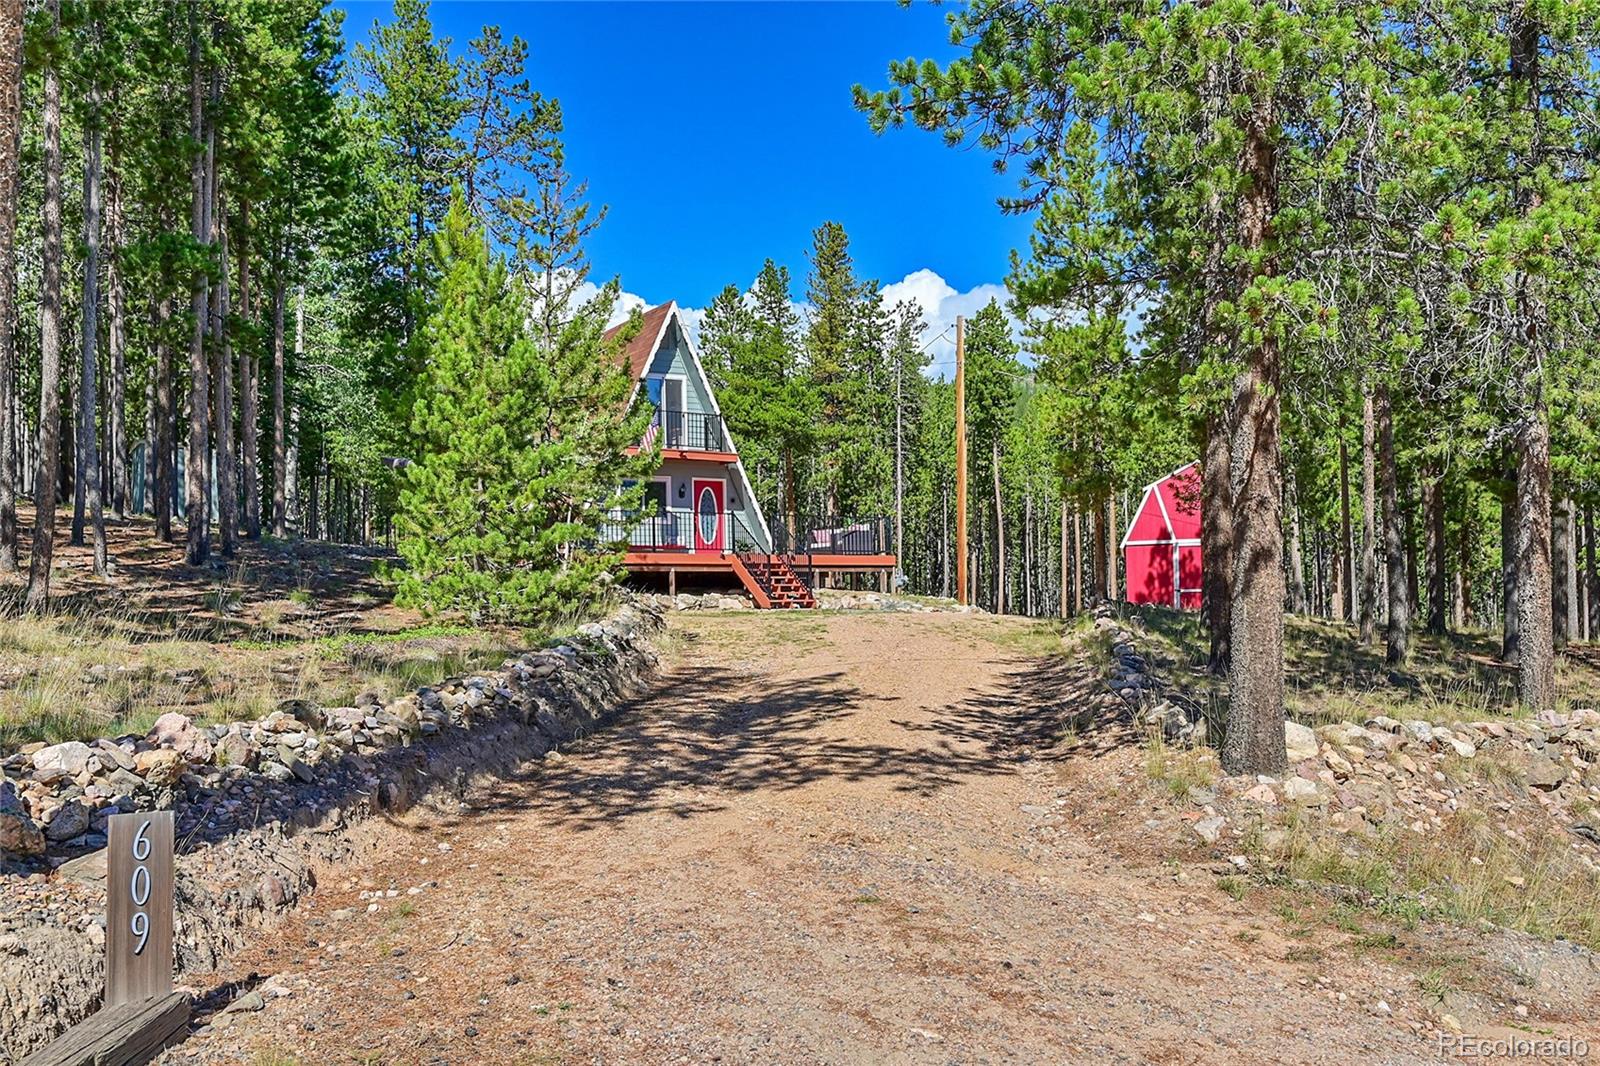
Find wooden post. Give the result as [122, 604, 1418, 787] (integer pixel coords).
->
[106, 811, 174, 1006]
[955, 316, 968, 606]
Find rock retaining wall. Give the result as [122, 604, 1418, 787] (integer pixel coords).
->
[0, 599, 664, 1062]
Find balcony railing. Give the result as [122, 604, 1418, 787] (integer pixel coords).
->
[600, 512, 688, 551]
[769, 515, 893, 556]
[643, 410, 728, 453]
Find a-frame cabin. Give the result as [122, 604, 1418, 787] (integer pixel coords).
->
[602, 302, 896, 607]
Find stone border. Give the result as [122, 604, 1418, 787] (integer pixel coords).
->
[0, 598, 664, 1062]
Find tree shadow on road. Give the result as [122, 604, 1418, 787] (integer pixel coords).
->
[898, 651, 1136, 762]
[453, 661, 1023, 832]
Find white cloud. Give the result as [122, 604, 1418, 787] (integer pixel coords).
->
[879, 269, 1014, 377]
[581, 267, 1022, 380]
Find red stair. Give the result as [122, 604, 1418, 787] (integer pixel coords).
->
[736, 553, 817, 609]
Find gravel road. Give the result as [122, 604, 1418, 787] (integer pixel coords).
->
[164, 611, 1470, 1065]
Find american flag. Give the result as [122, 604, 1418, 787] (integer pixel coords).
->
[640, 412, 661, 451]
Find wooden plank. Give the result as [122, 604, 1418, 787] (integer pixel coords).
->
[20, 992, 189, 1066]
[105, 812, 174, 1007]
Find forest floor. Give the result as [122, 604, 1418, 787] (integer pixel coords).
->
[0, 508, 527, 750]
[158, 610, 1600, 1065]
[1127, 604, 1600, 728]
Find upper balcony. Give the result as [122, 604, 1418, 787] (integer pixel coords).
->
[628, 409, 737, 462]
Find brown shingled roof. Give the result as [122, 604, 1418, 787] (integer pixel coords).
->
[603, 301, 674, 383]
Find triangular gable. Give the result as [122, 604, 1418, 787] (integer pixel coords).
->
[1121, 461, 1201, 547]
[609, 301, 775, 554]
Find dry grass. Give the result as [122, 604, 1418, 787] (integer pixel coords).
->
[0, 610, 528, 749]
[1250, 804, 1600, 951]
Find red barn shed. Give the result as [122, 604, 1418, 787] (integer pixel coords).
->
[1121, 462, 1203, 610]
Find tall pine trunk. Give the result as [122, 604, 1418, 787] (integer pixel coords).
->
[1502, 462, 1519, 663]
[0, 0, 19, 574]
[106, 128, 128, 520]
[212, 152, 237, 554]
[1509, 6, 1555, 713]
[1553, 496, 1571, 649]
[185, 11, 211, 566]
[992, 438, 1004, 615]
[1202, 411, 1233, 674]
[239, 200, 259, 539]
[1337, 407, 1354, 622]
[271, 266, 287, 537]
[26, 0, 63, 611]
[1359, 386, 1378, 644]
[1285, 464, 1307, 613]
[1516, 412, 1556, 711]
[1377, 383, 1407, 665]
[153, 288, 175, 539]
[1584, 501, 1598, 641]
[1424, 461, 1446, 635]
[1221, 101, 1286, 776]
[77, 76, 107, 575]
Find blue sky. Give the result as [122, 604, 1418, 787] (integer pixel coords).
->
[335, 0, 1032, 368]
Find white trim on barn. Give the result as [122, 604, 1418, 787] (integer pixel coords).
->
[1119, 461, 1201, 550]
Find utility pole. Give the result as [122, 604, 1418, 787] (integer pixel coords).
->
[955, 316, 968, 607]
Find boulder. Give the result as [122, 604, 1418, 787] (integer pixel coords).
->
[0, 780, 45, 856]
[1283, 777, 1326, 805]
[214, 731, 256, 770]
[31, 741, 94, 777]
[1284, 721, 1318, 763]
[149, 712, 213, 763]
[1514, 752, 1567, 791]
[42, 799, 91, 842]
[134, 748, 185, 789]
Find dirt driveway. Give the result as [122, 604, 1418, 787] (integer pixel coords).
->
[166, 611, 1468, 1064]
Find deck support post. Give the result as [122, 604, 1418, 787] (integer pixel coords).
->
[668, 567, 676, 597]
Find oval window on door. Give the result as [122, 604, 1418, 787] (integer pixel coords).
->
[698, 487, 718, 543]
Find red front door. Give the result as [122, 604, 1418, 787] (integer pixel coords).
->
[692, 479, 725, 552]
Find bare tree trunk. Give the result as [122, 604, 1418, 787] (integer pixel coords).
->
[106, 129, 128, 520]
[287, 286, 302, 532]
[239, 199, 259, 539]
[1059, 499, 1069, 618]
[1337, 408, 1354, 622]
[0, 0, 19, 574]
[1072, 508, 1083, 614]
[1107, 492, 1119, 602]
[1376, 383, 1407, 665]
[1553, 495, 1572, 649]
[992, 438, 1004, 615]
[1516, 412, 1556, 712]
[1202, 412, 1233, 673]
[25, 0, 63, 610]
[1585, 501, 1597, 642]
[1502, 461, 1519, 663]
[1424, 461, 1446, 635]
[1455, 501, 1471, 631]
[213, 181, 237, 555]
[1284, 463, 1307, 613]
[271, 266, 287, 537]
[1024, 492, 1033, 617]
[1221, 97, 1286, 777]
[1359, 386, 1378, 644]
[77, 74, 107, 575]
[185, 9, 211, 566]
[153, 289, 174, 539]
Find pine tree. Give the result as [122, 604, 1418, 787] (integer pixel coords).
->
[393, 195, 649, 623]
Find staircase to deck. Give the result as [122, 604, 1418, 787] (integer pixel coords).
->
[732, 553, 817, 609]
